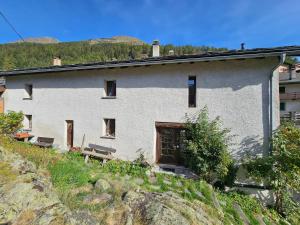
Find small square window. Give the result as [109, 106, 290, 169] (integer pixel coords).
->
[103, 119, 115, 137]
[24, 84, 33, 99]
[105, 80, 116, 97]
[279, 86, 285, 94]
[280, 102, 286, 111]
[24, 115, 32, 130]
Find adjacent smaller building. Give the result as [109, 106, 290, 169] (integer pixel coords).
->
[279, 63, 300, 126]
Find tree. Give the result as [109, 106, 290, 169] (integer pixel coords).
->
[245, 122, 300, 217]
[0, 111, 23, 135]
[2, 55, 15, 70]
[183, 107, 234, 184]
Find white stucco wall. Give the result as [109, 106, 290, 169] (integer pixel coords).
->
[3, 57, 279, 162]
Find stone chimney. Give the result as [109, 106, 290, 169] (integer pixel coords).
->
[152, 40, 160, 57]
[53, 57, 62, 66]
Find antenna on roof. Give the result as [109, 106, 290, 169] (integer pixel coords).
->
[241, 43, 245, 50]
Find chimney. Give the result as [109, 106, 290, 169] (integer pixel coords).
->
[152, 40, 160, 57]
[241, 43, 245, 50]
[53, 57, 62, 66]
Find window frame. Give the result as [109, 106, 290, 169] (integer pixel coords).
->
[279, 86, 286, 94]
[101, 118, 116, 139]
[102, 80, 116, 99]
[280, 102, 286, 111]
[24, 114, 32, 130]
[23, 84, 33, 100]
[188, 76, 196, 108]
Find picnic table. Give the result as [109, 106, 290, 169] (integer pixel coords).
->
[82, 143, 116, 163]
[14, 133, 34, 142]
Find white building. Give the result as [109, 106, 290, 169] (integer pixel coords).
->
[279, 63, 300, 126]
[1, 45, 300, 166]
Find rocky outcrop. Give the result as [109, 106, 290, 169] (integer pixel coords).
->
[0, 148, 75, 225]
[0, 147, 275, 225]
[122, 190, 223, 225]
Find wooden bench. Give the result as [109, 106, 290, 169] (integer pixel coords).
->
[82, 143, 116, 163]
[34, 137, 54, 148]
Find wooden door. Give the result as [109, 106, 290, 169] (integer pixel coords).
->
[66, 120, 73, 149]
[156, 127, 185, 165]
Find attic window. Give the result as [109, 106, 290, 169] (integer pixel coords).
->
[24, 84, 33, 99]
[103, 119, 115, 138]
[104, 80, 116, 97]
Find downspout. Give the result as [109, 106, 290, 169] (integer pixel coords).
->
[269, 53, 286, 155]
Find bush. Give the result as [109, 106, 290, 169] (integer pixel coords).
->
[245, 122, 300, 218]
[183, 107, 234, 184]
[0, 111, 23, 135]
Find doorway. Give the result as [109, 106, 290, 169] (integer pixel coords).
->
[156, 122, 185, 165]
[66, 120, 74, 149]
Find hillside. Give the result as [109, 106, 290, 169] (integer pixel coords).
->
[0, 37, 227, 71]
[0, 136, 292, 225]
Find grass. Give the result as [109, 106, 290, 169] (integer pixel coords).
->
[0, 135, 291, 225]
[0, 162, 17, 185]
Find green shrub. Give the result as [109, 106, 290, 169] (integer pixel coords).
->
[245, 122, 300, 218]
[0, 111, 23, 135]
[183, 107, 234, 184]
[48, 157, 91, 190]
[101, 159, 148, 178]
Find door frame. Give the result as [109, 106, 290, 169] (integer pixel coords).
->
[155, 122, 185, 164]
[65, 120, 74, 149]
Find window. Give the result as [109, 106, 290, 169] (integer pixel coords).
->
[188, 76, 196, 107]
[279, 86, 285, 94]
[24, 115, 32, 130]
[24, 84, 33, 99]
[104, 80, 116, 97]
[103, 119, 115, 137]
[280, 102, 286, 111]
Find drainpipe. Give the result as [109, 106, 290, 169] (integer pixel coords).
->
[269, 53, 286, 155]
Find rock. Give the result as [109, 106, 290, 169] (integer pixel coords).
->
[70, 184, 94, 196]
[208, 186, 222, 212]
[122, 191, 145, 207]
[176, 181, 183, 187]
[144, 201, 190, 225]
[0, 149, 76, 225]
[233, 202, 251, 225]
[163, 179, 172, 185]
[133, 178, 144, 185]
[123, 190, 223, 225]
[94, 179, 111, 192]
[195, 191, 204, 199]
[124, 175, 131, 180]
[83, 193, 112, 205]
[70, 210, 100, 225]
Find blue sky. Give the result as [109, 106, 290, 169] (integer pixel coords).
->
[0, 0, 299, 49]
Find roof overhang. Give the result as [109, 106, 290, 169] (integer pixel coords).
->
[1, 46, 300, 76]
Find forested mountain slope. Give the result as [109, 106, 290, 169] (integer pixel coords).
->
[0, 37, 227, 71]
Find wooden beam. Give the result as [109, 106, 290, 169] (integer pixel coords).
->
[155, 122, 186, 129]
